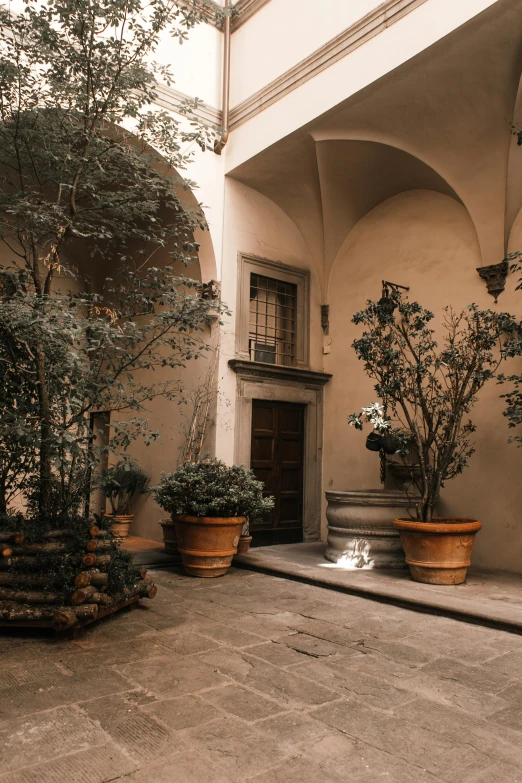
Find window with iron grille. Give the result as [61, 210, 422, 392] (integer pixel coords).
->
[248, 273, 297, 366]
[237, 255, 309, 368]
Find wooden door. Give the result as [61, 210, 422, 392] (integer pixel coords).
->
[250, 400, 305, 546]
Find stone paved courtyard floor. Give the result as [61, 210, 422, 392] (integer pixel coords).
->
[1, 567, 522, 783]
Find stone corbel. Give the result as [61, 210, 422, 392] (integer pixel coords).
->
[476, 260, 508, 303]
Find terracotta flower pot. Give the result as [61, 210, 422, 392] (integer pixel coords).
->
[172, 515, 246, 578]
[105, 513, 133, 541]
[236, 535, 252, 556]
[393, 518, 482, 585]
[160, 519, 179, 554]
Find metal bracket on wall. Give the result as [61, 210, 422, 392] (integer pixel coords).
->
[201, 280, 221, 300]
[476, 260, 509, 303]
[321, 304, 330, 334]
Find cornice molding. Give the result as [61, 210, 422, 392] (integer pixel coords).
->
[153, 83, 222, 126]
[229, 0, 429, 130]
[229, 359, 332, 387]
[231, 0, 272, 31]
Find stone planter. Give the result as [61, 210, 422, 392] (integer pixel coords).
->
[325, 489, 419, 569]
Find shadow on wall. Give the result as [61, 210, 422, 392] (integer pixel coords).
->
[323, 189, 522, 573]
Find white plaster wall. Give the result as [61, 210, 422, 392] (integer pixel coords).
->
[230, 0, 383, 107]
[155, 20, 223, 108]
[226, 0, 501, 172]
[324, 190, 522, 572]
[215, 178, 324, 465]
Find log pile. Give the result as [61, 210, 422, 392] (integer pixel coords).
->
[0, 521, 156, 633]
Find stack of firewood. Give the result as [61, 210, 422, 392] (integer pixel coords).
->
[0, 524, 156, 631]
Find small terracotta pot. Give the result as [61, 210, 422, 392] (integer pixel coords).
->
[160, 519, 179, 555]
[394, 517, 482, 585]
[236, 535, 252, 556]
[172, 515, 246, 578]
[105, 513, 133, 541]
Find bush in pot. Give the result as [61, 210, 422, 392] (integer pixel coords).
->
[99, 461, 150, 539]
[154, 459, 273, 577]
[349, 289, 515, 584]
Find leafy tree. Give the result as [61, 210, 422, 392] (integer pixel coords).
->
[349, 289, 515, 521]
[0, 0, 225, 522]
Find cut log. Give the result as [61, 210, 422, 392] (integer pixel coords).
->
[139, 583, 157, 599]
[0, 602, 57, 622]
[0, 546, 13, 558]
[0, 556, 41, 570]
[43, 529, 76, 539]
[0, 587, 63, 604]
[85, 539, 112, 552]
[10, 542, 70, 555]
[0, 572, 58, 588]
[90, 592, 113, 607]
[81, 553, 97, 567]
[52, 608, 78, 631]
[89, 554, 111, 567]
[73, 572, 91, 588]
[88, 525, 101, 537]
[0, 533, 24, 545]
[74, 603, 99, 620]
[71, 585, 97, 605]
[82, 569, 109, 587]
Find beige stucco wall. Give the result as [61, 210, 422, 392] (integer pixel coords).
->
[215, 178, 325, 465]
[324, 190, 522, 572]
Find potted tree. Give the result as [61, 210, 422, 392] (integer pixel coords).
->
[100, 462, 150, 539]
[349, 289, 515, 585]
[154, 459, 273, 577]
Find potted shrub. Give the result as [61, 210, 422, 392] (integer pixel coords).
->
[349, 289, 514, 584]
[100, 462, 150, 539]
[154, 459, 273, 577]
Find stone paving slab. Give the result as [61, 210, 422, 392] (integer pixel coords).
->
[234, 542, 522, 632]
[1, 566, 522, 782]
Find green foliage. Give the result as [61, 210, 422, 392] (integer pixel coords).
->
[0, 0, 227, 522]
[154, 459, 274, 520]
[350, 290, 515, 521]
[99, 460, 150, 515]
[498, 252, 522, 445]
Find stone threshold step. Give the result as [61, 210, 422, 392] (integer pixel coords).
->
[234, 543, 522, 635]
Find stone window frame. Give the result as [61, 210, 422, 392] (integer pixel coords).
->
[236, 253, 310, 368]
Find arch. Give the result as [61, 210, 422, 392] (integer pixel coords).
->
[314, 139, 468, 283]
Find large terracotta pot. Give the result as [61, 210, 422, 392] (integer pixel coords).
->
[394, 518, 482, 585]
[105, 513, 133, 540]
[325, 490, 419, 569]
[172, 514, 246, 577]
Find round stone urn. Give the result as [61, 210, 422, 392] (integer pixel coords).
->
[325, 489, 419, 569]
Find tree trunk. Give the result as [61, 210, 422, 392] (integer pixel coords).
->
[35, 345, 53, 518]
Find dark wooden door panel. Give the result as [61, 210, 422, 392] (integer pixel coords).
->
[250, 400, 305, 546]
